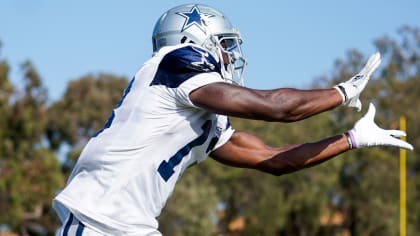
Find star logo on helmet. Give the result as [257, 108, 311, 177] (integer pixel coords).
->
[176, 5, 214, 33]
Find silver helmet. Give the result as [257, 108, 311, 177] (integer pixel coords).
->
[152, 4, 247, 85]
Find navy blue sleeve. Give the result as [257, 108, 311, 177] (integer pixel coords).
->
[150, 46, 222, 88]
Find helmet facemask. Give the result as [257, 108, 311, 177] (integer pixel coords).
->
[206, 34, 247, 86]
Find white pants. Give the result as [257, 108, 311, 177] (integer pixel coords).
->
[56, 213, 162, 236]
[56, 214, 103, 236]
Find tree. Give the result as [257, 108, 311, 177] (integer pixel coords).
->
[0, 52, 63, 235]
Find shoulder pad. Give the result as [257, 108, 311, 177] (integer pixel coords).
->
[150, 45, 221, 88]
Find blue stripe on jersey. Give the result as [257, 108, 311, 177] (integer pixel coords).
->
[62, 213, 73, 236]
[226, 117, 231, 129]
[75, 221, 84, 236]
[205, 117, 230, 153]
[158, 120, 212, 181]
[206, 137, 219, 153]
[150, 46, 221, 88]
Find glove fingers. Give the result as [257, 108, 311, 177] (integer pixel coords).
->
[360, 52, 381, 75]
[384, 129, 407, 138]
[367, 53, 381, 70]
[363, 103, 376, 121]
[384, 136, 414, 150]
[352, 59, 378, 86]
[367, 57, 381, 76]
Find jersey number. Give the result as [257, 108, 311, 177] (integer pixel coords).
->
[93, 77, 135, 137]
[158, 120, 212, 181]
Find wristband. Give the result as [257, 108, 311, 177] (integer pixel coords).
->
[337, 85, 348, 102]
[344, 131, 356, 149]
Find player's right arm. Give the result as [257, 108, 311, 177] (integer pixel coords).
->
[210, 130, 349, 175]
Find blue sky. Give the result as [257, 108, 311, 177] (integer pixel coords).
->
[1, 0, 419, 101]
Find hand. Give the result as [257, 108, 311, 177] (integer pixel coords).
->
[346, 103, 414, 150]
[335, 52, 381, 112]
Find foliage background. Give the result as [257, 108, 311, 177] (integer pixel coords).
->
[0, 26, 419, 235]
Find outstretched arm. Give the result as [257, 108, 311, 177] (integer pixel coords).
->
[210, 103, 413, 176]
[210, 131, 349, 175]
[190, 83, 342, 122]
[190, 52, 382, 122]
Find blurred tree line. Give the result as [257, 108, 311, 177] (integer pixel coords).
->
[0, 26, 418, 236]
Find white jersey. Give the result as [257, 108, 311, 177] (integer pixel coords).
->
[53, 44, 235, 235]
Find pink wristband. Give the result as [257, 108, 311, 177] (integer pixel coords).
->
[345, 130, 357, 149]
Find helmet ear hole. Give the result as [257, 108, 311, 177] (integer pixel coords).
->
[180, 36, 187, 43]
[180, 36, 195, 45]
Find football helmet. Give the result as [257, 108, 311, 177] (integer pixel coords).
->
[152, 4, 247, 85]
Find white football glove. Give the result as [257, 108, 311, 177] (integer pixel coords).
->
[334, 52, 381, 112]
[346, 103, 414, 150]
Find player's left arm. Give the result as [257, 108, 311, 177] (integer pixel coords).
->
[190, 52, 382, 122]
[210, 103, 413, 175]
[190, 82, 342, 122]
[210, 131, 349, 175]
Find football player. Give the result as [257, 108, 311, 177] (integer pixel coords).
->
[53, 4, 413, 236]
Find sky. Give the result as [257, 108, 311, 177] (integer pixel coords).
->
[1, 0, 419, 101]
